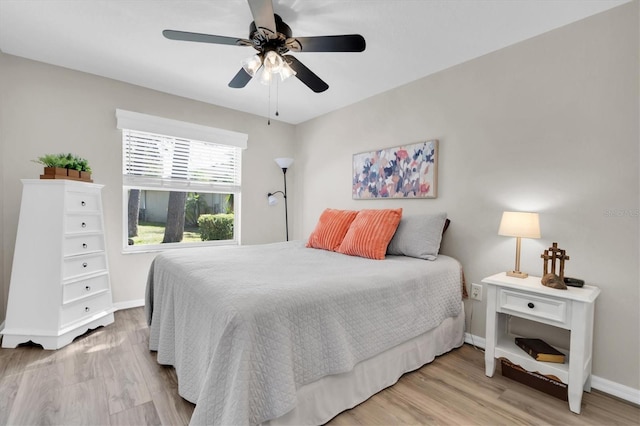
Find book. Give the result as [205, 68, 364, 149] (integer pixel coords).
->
[515, 337, 566, 363]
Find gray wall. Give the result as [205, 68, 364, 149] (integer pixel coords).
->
[0, 51, 296, 316]
[293, 2, 639, 390]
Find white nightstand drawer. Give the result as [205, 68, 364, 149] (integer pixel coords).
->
[61, 292, 112, 328]
[63, 234, 105, 256]
[498, 288, 569, 326]
[66, 191, 100, 212]
[63, 253, 107, 279]
[65, 215, 102, 234]
[63, 274, 110, 304]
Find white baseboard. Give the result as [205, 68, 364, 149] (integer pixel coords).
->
[591, 375, 640, 406]
[464, 332, 486, 348]
[113, 299, 145, 311]
[463, 333, 640, 406]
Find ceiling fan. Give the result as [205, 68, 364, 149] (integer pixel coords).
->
[163, 0, 366, 93]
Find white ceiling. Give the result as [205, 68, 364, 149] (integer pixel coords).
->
[0, 0, 629, 124]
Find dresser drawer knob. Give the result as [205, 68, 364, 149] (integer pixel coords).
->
[85, 307, 90, 312]
[85, 285, 91, 291]
[82, 262, 88, 268]
[81, 222, 87, 228]
[81, 201, 86, 206]
[527, 302, 535, 309]
[82, 243, 88, 249]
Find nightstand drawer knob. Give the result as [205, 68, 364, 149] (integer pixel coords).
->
[81, 201, 86, 206]
[527, 302, 535, 309]
[85, 307, 90, 312]
[81, 222, 87, 228]
[82, 243, 87, 249]
[85, 285, 91, 291]
[82, 262, 88, 268]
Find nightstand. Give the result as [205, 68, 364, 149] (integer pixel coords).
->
[482, 272, 600, 414]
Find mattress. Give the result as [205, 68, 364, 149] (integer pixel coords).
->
[146, 241, 463, 425]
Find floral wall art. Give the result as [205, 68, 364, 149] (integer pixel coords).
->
[352, 140, 438, 199]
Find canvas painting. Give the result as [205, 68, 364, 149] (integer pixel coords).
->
[352, 140, 438, 199]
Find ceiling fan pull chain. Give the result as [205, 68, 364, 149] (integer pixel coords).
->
[275, 79, 280, 117]
[267, 79, 271, 125]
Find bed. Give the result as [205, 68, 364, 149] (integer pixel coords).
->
[145, 209, 464, 426]
[145, 233, 465, 425]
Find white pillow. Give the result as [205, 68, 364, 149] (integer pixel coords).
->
[386, 212, 448, 260]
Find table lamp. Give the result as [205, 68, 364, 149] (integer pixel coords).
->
[498, 211, 541, 278]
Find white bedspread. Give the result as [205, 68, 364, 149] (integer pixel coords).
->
[146, 241, 463, 426]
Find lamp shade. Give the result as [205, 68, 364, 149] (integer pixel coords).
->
[274, 157, 294, 169]
[241, 54, 263, 77]
[268, 195, 278, 206]
[498, 211, 541, 239]
[279, 60, 297, 81]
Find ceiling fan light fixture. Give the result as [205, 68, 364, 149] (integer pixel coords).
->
[263, 50, 284, 74]
[258, 67, 273, 85]
[278, 60, 297, 81]
[241, 54, 263, 77]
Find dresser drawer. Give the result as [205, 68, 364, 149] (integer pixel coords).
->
[63, 253, 107, 279]
[61, 292, 112, 328]
[65, 214, 102, 234]
[63, 234, 105, 256]
[62, 274, 110, 304]
[66, 191, 100, 212]
[498, 288, 569, 326]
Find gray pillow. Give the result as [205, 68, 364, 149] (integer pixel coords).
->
[386, 212, 448, 260]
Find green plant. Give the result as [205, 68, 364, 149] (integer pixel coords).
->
[33, 153, 91, 172]
[33, 153, 65, 168]
[185, 193, 210, 227]
[198, 214, 234, 241]
[224, 194, 234, 214]
[75, 157, 91, 172]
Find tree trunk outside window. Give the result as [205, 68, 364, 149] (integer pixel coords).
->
[128, 189, 141, 237]
[163, 191, 187, 243]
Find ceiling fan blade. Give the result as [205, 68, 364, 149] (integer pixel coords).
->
[284, 56, 329, 93]
[286, 34, 366, 52]
[228, 68, 253, 88]
[163, 29, 252, 47]
[247, 0, 276, 36]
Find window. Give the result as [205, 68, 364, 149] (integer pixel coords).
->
[116, 110, 247, 252]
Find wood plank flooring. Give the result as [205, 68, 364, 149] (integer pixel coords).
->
[1, 307, 638, 425]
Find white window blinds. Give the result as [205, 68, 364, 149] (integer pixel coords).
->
[116, 109, 247, 192]
[122, 130, 241, 192]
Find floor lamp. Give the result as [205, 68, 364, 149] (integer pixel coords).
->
[267, 157, 293, 241]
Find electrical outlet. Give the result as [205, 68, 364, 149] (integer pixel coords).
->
[471, 283, 483, 301]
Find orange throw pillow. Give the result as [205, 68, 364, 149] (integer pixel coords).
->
[306, 208, 359, 251]
[337, 208, 403, 260]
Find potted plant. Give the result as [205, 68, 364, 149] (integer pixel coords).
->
[62, 153, 80, 178]
[76, 157, 92, 181]
[34, 153, 93, 182]
[34, 154, 68, 177]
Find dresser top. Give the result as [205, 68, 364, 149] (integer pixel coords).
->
[22, 178, 104, 189]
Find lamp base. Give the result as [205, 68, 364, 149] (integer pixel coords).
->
[506, 270, 529, 279]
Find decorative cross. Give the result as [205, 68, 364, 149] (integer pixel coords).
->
[541, 242, 570, 280]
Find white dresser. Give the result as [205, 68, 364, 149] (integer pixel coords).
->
[2, 179, 115, 350]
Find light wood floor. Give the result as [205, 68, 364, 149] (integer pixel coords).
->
[1, 308, 638, 425]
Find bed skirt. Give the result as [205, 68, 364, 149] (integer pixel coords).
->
[264, 302, 465, 425]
